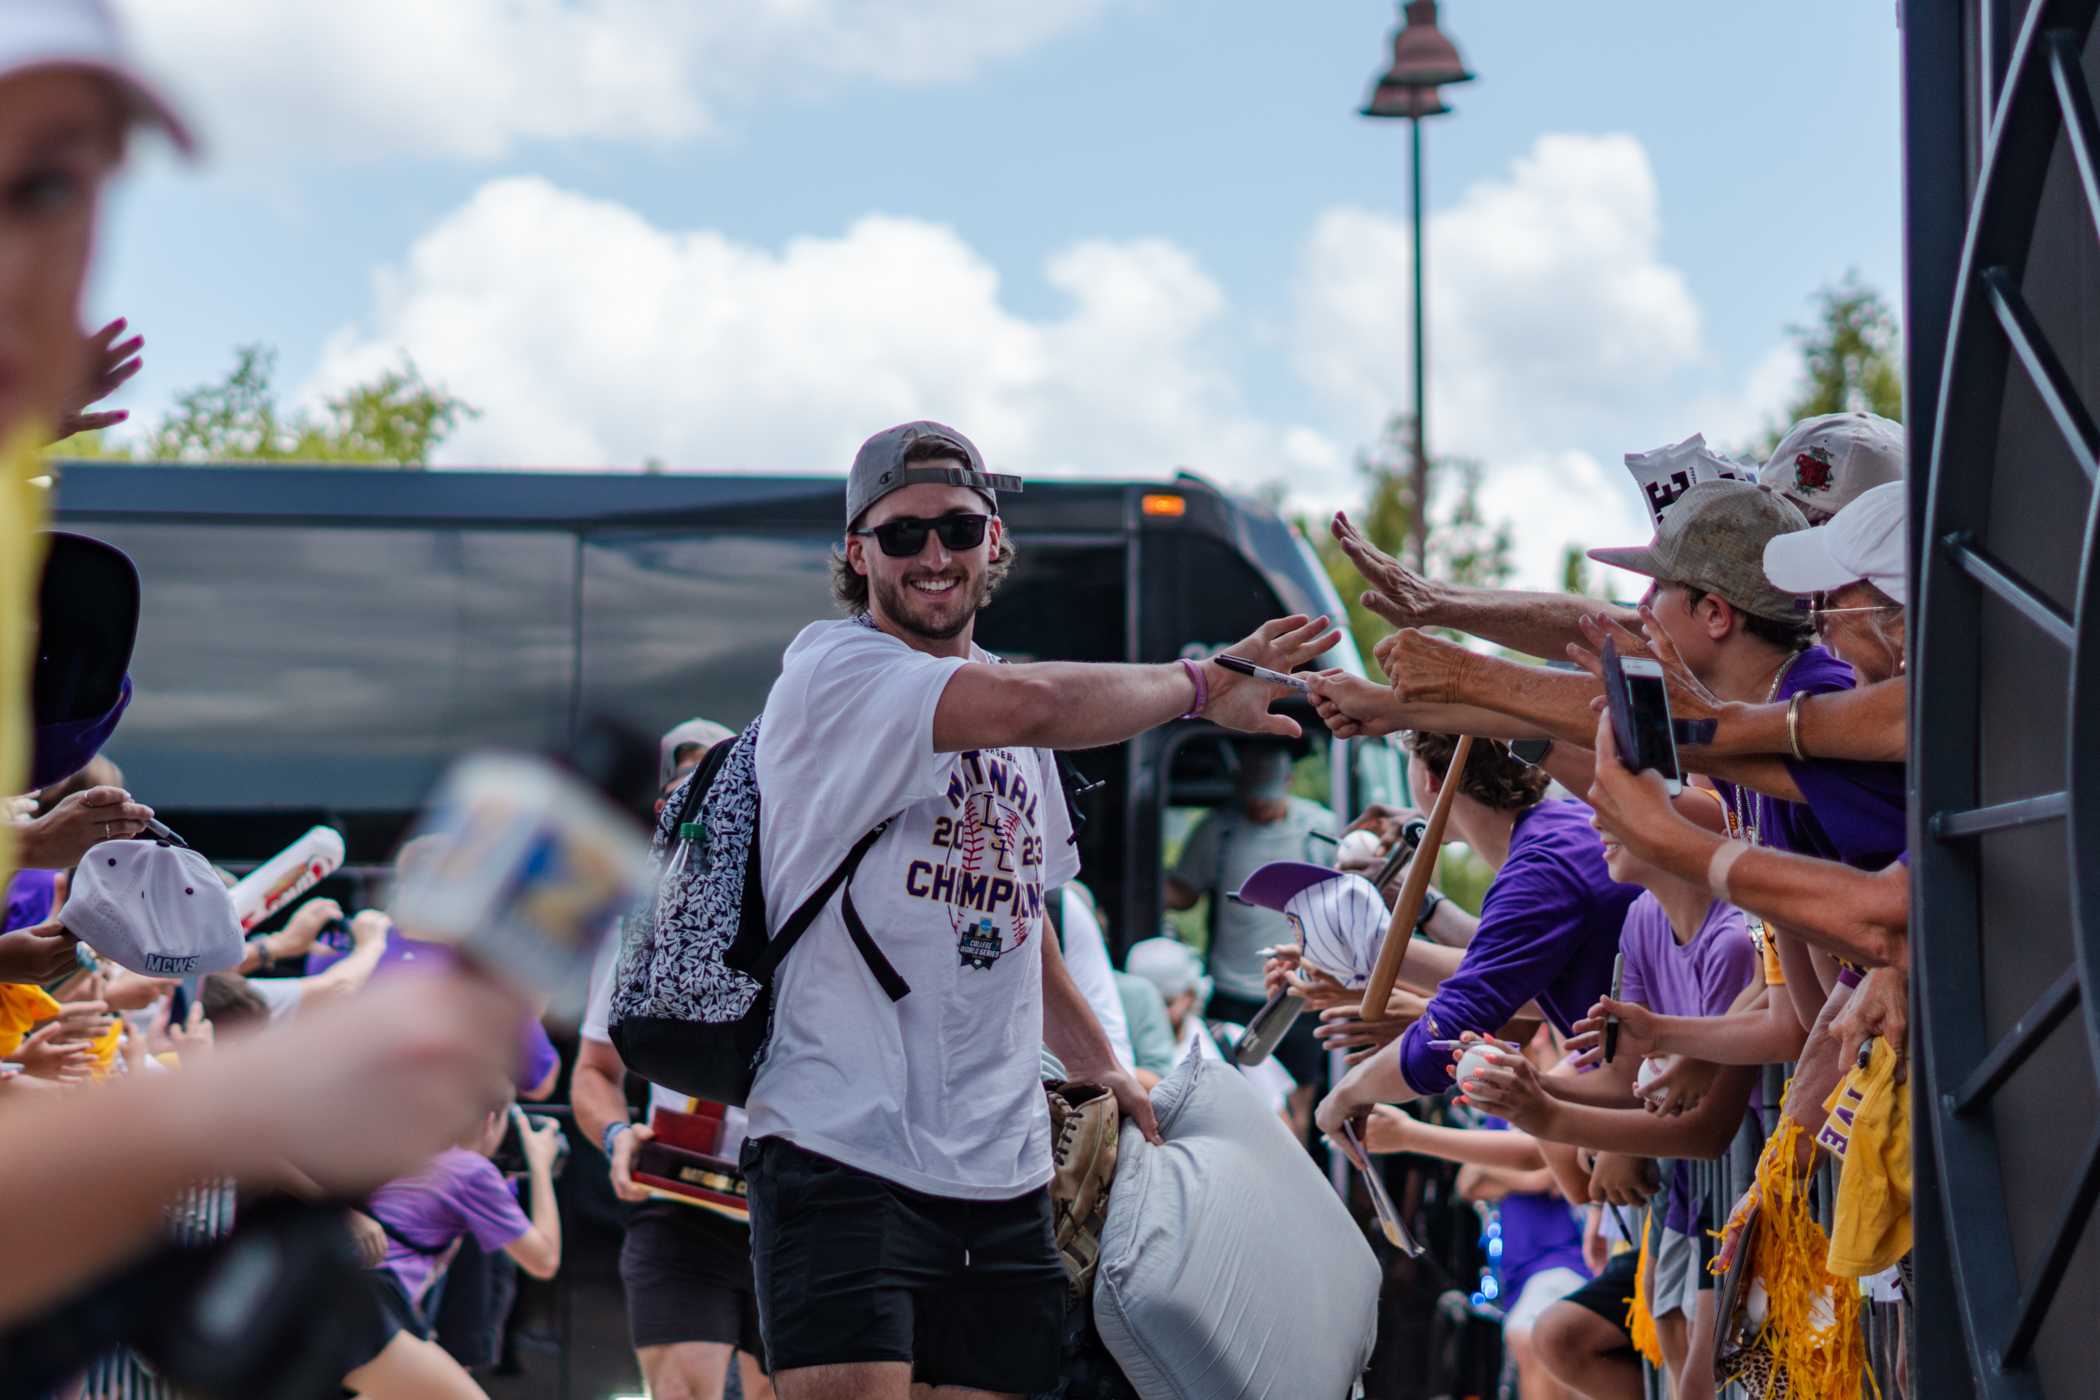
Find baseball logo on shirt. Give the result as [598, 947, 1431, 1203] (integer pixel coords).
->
[900, 748, 1050, 970]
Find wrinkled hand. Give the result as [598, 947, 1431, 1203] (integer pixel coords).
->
[1330, 511, 1448, 629]
[609, 1122, 655, 1203]
[279, 898, 345, 958]
[14, 1020, 94, 1083]
[1454, 1038, 1555, 1135]
[0, 923, 81, 984]
[1383, 628, 1484, 707]
[1568, 607, 1722, 729]
[1639, 1055, 1718, 1117]
[1832, 966, 1908, 1084]
[1306, 669, 1405, 741]
[1587, 1151, 1660, 1207]
[20, 786, 154, 868]
[1584, 710, 1682, 855]
[1200, 615, 1342, 738]
[345, 1210, 388, 1269]
[1567, 993, 1660, 1070]
[52, 318, 144, 442]
[1362, 1103, 1420, 1155]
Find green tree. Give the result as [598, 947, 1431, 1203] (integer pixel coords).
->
[1311, 412, 1513, 678]
[104, 345, 476, 465]
[1560, 544, 1592, 598]
[1770, 273, 1902, 448]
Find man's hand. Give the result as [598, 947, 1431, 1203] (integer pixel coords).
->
[1587, 1151, 1660, 1207]
[1201, 615, 1342, 738]
[1093, 1064, 1163, 1145]
[349, 910, 392, 950]
[14, 1021, 94, 1083]
[19, 786, 154, 868]
[1305, 669, 1406, 741]
[345, 1210, 389, 1269]
[1638, 1055, 1717, 1117]
[1567, 994, 1660, 1069]
[608, 1123, 655, 1203]
[1362, 1103, 1421, 1155]
[278, 899, 345, 959]
[1832, 966, 1908, 1083]
[51, 317, 145, 442]
[1314, 1081, 1370, 1140]
[1330, 512, 1448, 629]
[0, 924, 80, 984]
[1383, 629, 1483, 707]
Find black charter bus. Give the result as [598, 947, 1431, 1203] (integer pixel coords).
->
[50, 461, 1404, 957]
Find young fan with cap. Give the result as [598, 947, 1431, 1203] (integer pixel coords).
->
[743, 419, 1336, 1400]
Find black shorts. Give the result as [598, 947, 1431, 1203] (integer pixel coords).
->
[1207, 988, 1326, 1088]
[742, 1136, 1065, 1393]
[619, 1199, 765, 1360]
[341, 1268, 427, 1373]
[1560, 1249, 1638, 1337]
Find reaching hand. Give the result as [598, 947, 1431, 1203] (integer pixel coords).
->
[1330, 512, 1448, 629]
[1305, 669, 1405, 740]
[1584, 710, 1683, 856]
[51, 318, 144, 442]
[1362, 1103, 1420, 1155]
[0, 924, 81, 984]
[1567, 607, 1723, 729]
[102, 970, 176, 1013]
[1383, 629, 1483, 707]
[609, 1123, 655, 1203]
[20, 786, 154, 868]
[166, 1000, 215, 1059]
[1832, 966, 1907, 1084]
[349, 910, 392, 950]
[1453, 1040, 1556, 1135]
[1566, 994, 1661, 1069]
[14, 1020, 95, 1083]
[1586, 1151, 1661, 1207]
[1314, 990, 1428, 1064]
[519, 1111, 563, 1172]
[1638, 1054, 1717, 1117]
[279, 898, 345, 958]
[1201, 615, 1342, 738]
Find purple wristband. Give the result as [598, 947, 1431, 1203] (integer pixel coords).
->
[1178, 657, 1208, 720]
[1836, 966, 1864, 989]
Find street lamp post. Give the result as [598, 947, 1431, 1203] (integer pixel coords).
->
[1361, 1, 1474, 572]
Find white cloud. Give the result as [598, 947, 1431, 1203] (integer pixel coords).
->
[117, 0, 1114, 160]
[307, 175, 1341, 494]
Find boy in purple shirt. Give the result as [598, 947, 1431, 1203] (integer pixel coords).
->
[1316, 732, 1641, 1133]
[340, 1104, 565, 1396]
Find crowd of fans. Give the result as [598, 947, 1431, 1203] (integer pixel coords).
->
[0, 4, 1920, 1400]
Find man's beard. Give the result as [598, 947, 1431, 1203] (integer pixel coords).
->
[871, 566, 989, 641]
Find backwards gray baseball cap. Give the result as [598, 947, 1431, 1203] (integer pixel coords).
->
[1588, 480, 1811, 622]
[845, 420, 1022, 529]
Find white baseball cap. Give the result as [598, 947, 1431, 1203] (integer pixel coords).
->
[1761, 480, 1909, 607]
[0, 0, 195, 156]
[63, 839, 242, 976]
[1758, 412, 1904, 521]
[1281, 874, 1388, 989]
[1125, 937, 1210, 1007]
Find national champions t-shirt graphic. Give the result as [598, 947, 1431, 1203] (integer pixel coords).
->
[900, 747, 1051, 970]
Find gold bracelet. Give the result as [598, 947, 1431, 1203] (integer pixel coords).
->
[1786, 692, 1808, 763]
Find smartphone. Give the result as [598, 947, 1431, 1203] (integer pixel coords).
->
[1601, 638, 1684, 795]
[1602, 952, 1625, 1064]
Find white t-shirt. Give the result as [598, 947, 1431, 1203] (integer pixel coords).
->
[581, 933, 748, 1159]
[751, 620, 1081, 1199]
[1056, 886, 1133, 1071]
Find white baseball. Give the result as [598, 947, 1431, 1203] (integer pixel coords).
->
[1336, 830, 1382, 867]
[1456, 1044, 1502, 1085]
[1636, 1057, 1664, 1094]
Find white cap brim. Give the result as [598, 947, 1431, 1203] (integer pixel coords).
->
[1761, 526, 1858, 597]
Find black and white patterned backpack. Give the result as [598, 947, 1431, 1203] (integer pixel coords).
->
[607, 718, 911, 1106]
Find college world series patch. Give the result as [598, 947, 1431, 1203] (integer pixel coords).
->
[958, 917, 1004, 969]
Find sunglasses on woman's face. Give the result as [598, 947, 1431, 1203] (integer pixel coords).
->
[851, 511, 992, 558]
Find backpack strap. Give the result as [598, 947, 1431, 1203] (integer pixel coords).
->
[750, 820, 911, 1002]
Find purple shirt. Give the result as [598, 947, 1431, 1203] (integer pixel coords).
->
[309, 931, 560, 1092]
[4, 870, 55, 932]
[1716, 648, 1906, 871]
[1397, 800, 1641, 1095]
[1482, 1117, 1590, 1303]
[368, 1147, 532, 1307]
[1617, 893, 1757, 1232]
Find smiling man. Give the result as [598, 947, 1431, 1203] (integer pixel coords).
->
[743, 420, 1337, 1400]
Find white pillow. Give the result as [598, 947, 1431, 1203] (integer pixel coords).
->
[1092, 1049, 1381, 1400]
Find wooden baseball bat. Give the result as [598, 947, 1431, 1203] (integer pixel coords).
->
[1358, 734, 1472, 1020]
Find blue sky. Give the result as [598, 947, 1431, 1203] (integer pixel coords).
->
[93, 1, 1905, 588]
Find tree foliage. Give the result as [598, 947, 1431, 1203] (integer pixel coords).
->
[77, 345, 477, 466]
[1310, 412, 1513, 677]
[1771, 273, 1902, 448]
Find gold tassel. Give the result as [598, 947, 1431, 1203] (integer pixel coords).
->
[1626, 1207, 1665, 1368]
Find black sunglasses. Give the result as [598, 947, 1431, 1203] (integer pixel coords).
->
[851, 512, 993, 558]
